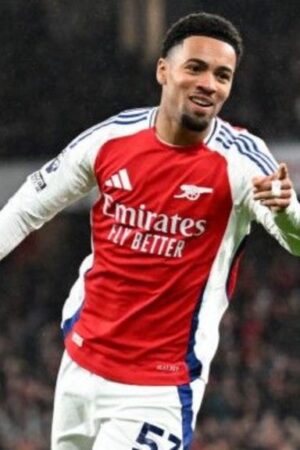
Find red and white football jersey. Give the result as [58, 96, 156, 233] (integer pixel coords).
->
[1, 107, 300, 385]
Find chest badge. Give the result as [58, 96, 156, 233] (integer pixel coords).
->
[174, 184, 213, 201]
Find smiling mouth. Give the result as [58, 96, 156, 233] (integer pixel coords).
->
[189, 96, 214, 108]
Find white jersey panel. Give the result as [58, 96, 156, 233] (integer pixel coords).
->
[61, 254, 94, 330]
[192, 205, 247, 382]
[0, 108, 157, 261]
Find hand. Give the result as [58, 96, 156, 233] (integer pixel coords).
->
[252, 163, 293, 212]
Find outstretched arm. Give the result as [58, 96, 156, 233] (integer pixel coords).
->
[0, 143, 99, 261]
[252, 163, 293, 212]
[251, 162, 300, 255]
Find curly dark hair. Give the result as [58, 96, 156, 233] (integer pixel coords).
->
[161, 12, 243, 65]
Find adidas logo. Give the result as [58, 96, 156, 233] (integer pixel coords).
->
[104, 168, 132, 191]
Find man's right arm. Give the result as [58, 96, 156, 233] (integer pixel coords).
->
[0, 136, 101, 261]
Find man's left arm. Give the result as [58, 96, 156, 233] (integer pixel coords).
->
[252, 163, 300, 255]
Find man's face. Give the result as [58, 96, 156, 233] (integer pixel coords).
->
[157, 35, 237, 134]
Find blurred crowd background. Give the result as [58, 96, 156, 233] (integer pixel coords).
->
[1, 0, 300, 160]
[0, 1, 299, 449]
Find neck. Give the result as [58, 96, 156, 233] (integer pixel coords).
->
[155, 107, 211, 146]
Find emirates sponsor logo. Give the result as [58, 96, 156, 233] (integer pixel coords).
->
[102, 194, 207, 258]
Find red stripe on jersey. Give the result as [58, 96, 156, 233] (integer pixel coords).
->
[65, 128, 233, 385]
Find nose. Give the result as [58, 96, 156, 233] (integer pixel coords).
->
[196, 71, 216, 94]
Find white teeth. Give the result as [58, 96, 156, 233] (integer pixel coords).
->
[191, 97, 212, 107]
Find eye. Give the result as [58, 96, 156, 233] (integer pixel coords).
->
[216, 71, 232, 83]
[186, 63, 201, 73]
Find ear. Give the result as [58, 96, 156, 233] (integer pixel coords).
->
[156, 58, 168, 86]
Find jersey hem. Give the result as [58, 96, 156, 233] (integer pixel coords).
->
[65, 339, 191, 386]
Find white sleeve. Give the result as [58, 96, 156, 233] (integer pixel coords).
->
[0, 134, 101, 261]
[248, 190, 300, 255]
[239, 137, 300, 255]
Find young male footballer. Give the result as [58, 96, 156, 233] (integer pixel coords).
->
[0, 12, 299, 450]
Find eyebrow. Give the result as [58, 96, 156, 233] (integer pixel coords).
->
[185, 58, 234, 74]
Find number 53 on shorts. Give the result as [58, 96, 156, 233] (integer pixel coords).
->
[132, 422, 181, 450]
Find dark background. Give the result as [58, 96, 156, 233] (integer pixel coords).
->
[0, 2, 299, 449]
[1, 0, 300, 160]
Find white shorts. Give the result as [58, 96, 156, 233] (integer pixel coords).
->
[51, 351, 206, 450]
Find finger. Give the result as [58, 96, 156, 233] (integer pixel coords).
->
[277, 162, 288, 180]
[252, 169, 281, 188]
[253, 163, 289, 188]
[252, 174, 272, 189]
[252, 176, 264, 187]
[253, 179, 292, 192]
[254, 189, 291, 201]
[260, 197, 291, 208]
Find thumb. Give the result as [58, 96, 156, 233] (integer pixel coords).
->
[277, 162, 288, 180]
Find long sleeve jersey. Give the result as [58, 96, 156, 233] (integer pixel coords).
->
[0, 107, 300, 385]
